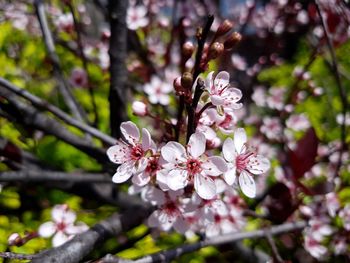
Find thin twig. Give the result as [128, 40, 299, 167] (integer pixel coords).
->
[0, 77, 115, 145]
[315, 0, 348, 176]
[34, 0, 88, 123]
[0, 252, 36, 260]
[265, 230, 284, 263]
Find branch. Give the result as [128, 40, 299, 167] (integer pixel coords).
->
[0, 252, 36, 260]
[103, 221, 306, 263]
[108, 0, 128, 138]
[31, 207, 153, 263]
[0, 77, 115, 145]
[34, 0, 87, 123]
[0, 88, 107, 163]
[315, 0, 348, 174]
[0, 170, 112, 184]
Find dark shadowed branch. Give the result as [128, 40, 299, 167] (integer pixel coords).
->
[108, 0, 128, 138]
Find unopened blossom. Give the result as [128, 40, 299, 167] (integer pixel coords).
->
[127, 5, 149, 30]
[38, 204, 88, 247]
[222, 128, 270, 198]
[158, 132, 227, 200]
[144, 76, 172, 105]
[107, 121, 156, 184]
[69, 68, 88, 88]
[132, 101, 148, 116]
[204, 71, 243, 111]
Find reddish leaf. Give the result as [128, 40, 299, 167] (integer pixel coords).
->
[288, 128, 318, 179]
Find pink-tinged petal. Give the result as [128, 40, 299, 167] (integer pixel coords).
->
[62, 211, 77, 225]
[214, 71, 230, 90]
[168, 189, 184, 201]
[158, 94, 170, 105]
[52, 232, 70, 247]
[120, 121, 140, 145]
[234, 128, 247, 154]
[157, 210, 175, 231]
[194, 174, 216, 200]
[211, 95, 224, 106]
[206, 223, 220, 238]
[161, 141, 186, 163]
[65, 223, 88, 235]
[52, 205, 76, 224]
[223, 164, 236, 185]
[223, 138, 235, 162]
[156, 169, 170, 191]
[205, 71, 214, 92]
[112, 162, 134, 183]
[106, 141, 130, 164]
[131, 171, 150, 186]
[141, 186, 166, 206]
[141, 128, 152, 151]
[173, 217, 189, 234]
[167, 169, 188, 190]
[38, 221, 56, 238]
[247, 155, 270, 175]
[188, 132, 206, 158]
[239, 171, 256, 198]
[147, 210, 161, 228]
[203, 156, 227, 176]
[224, 88, 242, 103]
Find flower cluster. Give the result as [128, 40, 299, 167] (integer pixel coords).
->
[107, 71, 270, 235]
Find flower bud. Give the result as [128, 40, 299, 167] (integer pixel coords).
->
[181, 72, 193, 90]
[216, 20, 233, 36]
[208, 42, 224, 60]
[8, 233, 22, 246]
[224, 32, 242, 50]
[182, 42, 195, 60]
[132, 101, 147, 116]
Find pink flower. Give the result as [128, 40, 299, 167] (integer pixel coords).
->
[107, 121, 156, 184]
[304, 235, 328, 259]
[127, 5, 149, 30]
[222, 128, 270, 198]
[158, 132, 227, 200]
[339, 204, 350, 230]
[132, 101, 148, 116]
[144, 76, 173, 105]
[266, 87, 285, 111]
[204, 71, 242, 110]
[260, 117, 283, 140]
[69, 68, 88, 88]
[38, 204, 88, 247]
[286, 114, 310, 131]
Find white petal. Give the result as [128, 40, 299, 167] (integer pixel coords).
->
[234, 128, 247, 154]
[106, 141, 130, 164]
[38, 221, 56, 238]
[121, 121, 140, 145]
[141, 186, 166, 205]
[112, 162, 134, 183]
[161, 141, 186, 163]
[214, 71, 230, 88]
[203, 156, 227, 176]
[211, 95, 224, 106]
[223, 165, 236, 185]
[167, 169, 188, 190]
[205, 71, 214, 92]
[239, 171, 256, 198]
[188, 132, 206, 158]
[52, 232, 70, 247]
[247, 155, 270, 175]
[65, 223, 88, 235]
[223, 138, 236, 162]
[156, 169, 170, 191]
[141, 128, 152, 151]
[131, 171, 150, 186]
[194, 174, 216, 200]
[173, 217, 189, 234]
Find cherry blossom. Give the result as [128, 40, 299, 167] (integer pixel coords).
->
[222, 128, 270, 198]
[107, 121, 156, 184]
[204, 71, 242, 111]
[127, 5, 149, 30]
[144, 75, 173, 105]
[158, 132, 227, 200]
[38, 204, 88, 247]
[260, 117, 283, 140]
[132, 101, 148, 116]
[69, 68, 88, 88]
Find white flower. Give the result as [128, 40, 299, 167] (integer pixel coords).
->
[158, 132, 227, 200]
[107, 121, 156, 184]
[144, 76, 173, 105]
[127, 5, 149, 30]
[222, 128, 270, 198]
[38, 204, 88, 247]
[204, 71, 242, 110]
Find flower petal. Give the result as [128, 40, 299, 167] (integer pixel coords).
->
[141, 128, 152, 151]
[106, 141, 130, 164]
[38, 221, 56, 238]
[188, 132, 206, 158]
[247, 155, 270, 175]
[112, 162, 134, 183]
[205, 71, 214, 92]
[238, 170, 256, 198]
[52, 232, 70, 247]
[214, 71, 230, 91]
[223, 164, 236, 185]
[222, 138, 236, 162]
[132, 171, 150, 186]
[211, 95, 224, 106]
[167, 169, 188, 190]
[161, 141, 186, 163]
[203, 156, 227, 176]
[194, 174, 216, 200]
[173, 217, 189, 234]
[141, 186, 166, 205]
[234, 128, 247, 154]
[121, 121, 140, 145]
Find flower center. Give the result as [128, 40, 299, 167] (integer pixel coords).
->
[163, 201, 179, 217]
[146, 157, 159, 174]
[56, 221, 67, 232]
[186, 159, 202, 176]
[236, 151, 255, 172]
[130, 145, 144, 160]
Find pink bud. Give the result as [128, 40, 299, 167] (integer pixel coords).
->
[8, 233, 21, 246]
[132, 101, 147, 116]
